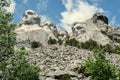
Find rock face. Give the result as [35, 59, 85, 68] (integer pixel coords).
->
[107, 27, 120, 41]
[16, 10, 120, 47]
[15, 25, 57, 46]
[41, 21, 58, 38]
[19, 10, 40, 26]
[71, 19, 112, 45]
[26, 45, 120, 80]
[15, 10, 120, 80]
[15, 10, 58, 47]
[92, 13, 108, 25]
[58, 30, 70, 41]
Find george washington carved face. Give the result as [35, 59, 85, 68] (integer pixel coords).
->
[19, 10, 40, 26]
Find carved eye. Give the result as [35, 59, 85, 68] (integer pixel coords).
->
[77, 26, 83, 30]
[27, 11, 34, 15]
[76, 27, 85, 34]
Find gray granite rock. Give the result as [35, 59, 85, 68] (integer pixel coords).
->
[26, 45, 120, 80]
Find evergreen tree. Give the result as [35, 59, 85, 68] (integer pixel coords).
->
[0, 0, 16, 79]
[0, 1, 40, 80]
[83, 49, 117, 80]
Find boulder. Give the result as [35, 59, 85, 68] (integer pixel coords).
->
[92, 13, 111, 36]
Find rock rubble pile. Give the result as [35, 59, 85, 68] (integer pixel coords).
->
[26, 45, 120, 80]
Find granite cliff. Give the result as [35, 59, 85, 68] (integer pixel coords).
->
[15, 10, 120, 48]
[15, 10, 120, 80]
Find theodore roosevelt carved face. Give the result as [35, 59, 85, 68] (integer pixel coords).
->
[58, 30, 69, 41]
[72, 22, 86, 37]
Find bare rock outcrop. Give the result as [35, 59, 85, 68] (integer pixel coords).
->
[107, 27, 120, 41]
[15, 10, 58, 48]
[71, 19, 112, 45]
[16, 11, 117, 47]
[92, 13, 108, 25]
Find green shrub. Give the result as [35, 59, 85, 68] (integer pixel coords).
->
[65, 38, 80, 48]
[117, 68, 120, 80]
[58, 39, 63, 45]
[116, 39, 120, 43]
[20, 46, 25, 50]
[102, 44, 113, 53]
[61, 74, 71, 80]
[48, 37, 57, 44]
[55, 74, 71, 80]
[9, 49, 40, 80]
[83, 49, 117, 80]
[31, 41, 41, 48]
[65, 38, 120, 54]
[114, 45, 120, 54]
[0, 1, 40, 80]
[80, 39, 100, 50]
[0, 1, 16, 79]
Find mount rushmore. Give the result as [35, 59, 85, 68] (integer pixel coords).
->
[15, 10, 120, 48]
[14, 10, 120, 80]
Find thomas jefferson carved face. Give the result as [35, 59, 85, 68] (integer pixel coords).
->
[42, 21, 58, 37]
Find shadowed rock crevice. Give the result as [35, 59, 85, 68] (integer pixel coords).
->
[93, 13, 108, 25]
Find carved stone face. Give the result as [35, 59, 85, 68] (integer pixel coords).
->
[42, 21, 58, 37]
[42, 21, 56, 29]
[72, 22, 86, 37]
[19, 10, 40, 26]
[58, 30, 69, 41]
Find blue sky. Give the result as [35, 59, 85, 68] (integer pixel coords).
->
[8, 0, 120, 31]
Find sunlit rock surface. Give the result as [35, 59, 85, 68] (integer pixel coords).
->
[15, 10, 58, 47]
[71, 19, 112, 45]
[16, 10, 120, 46]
